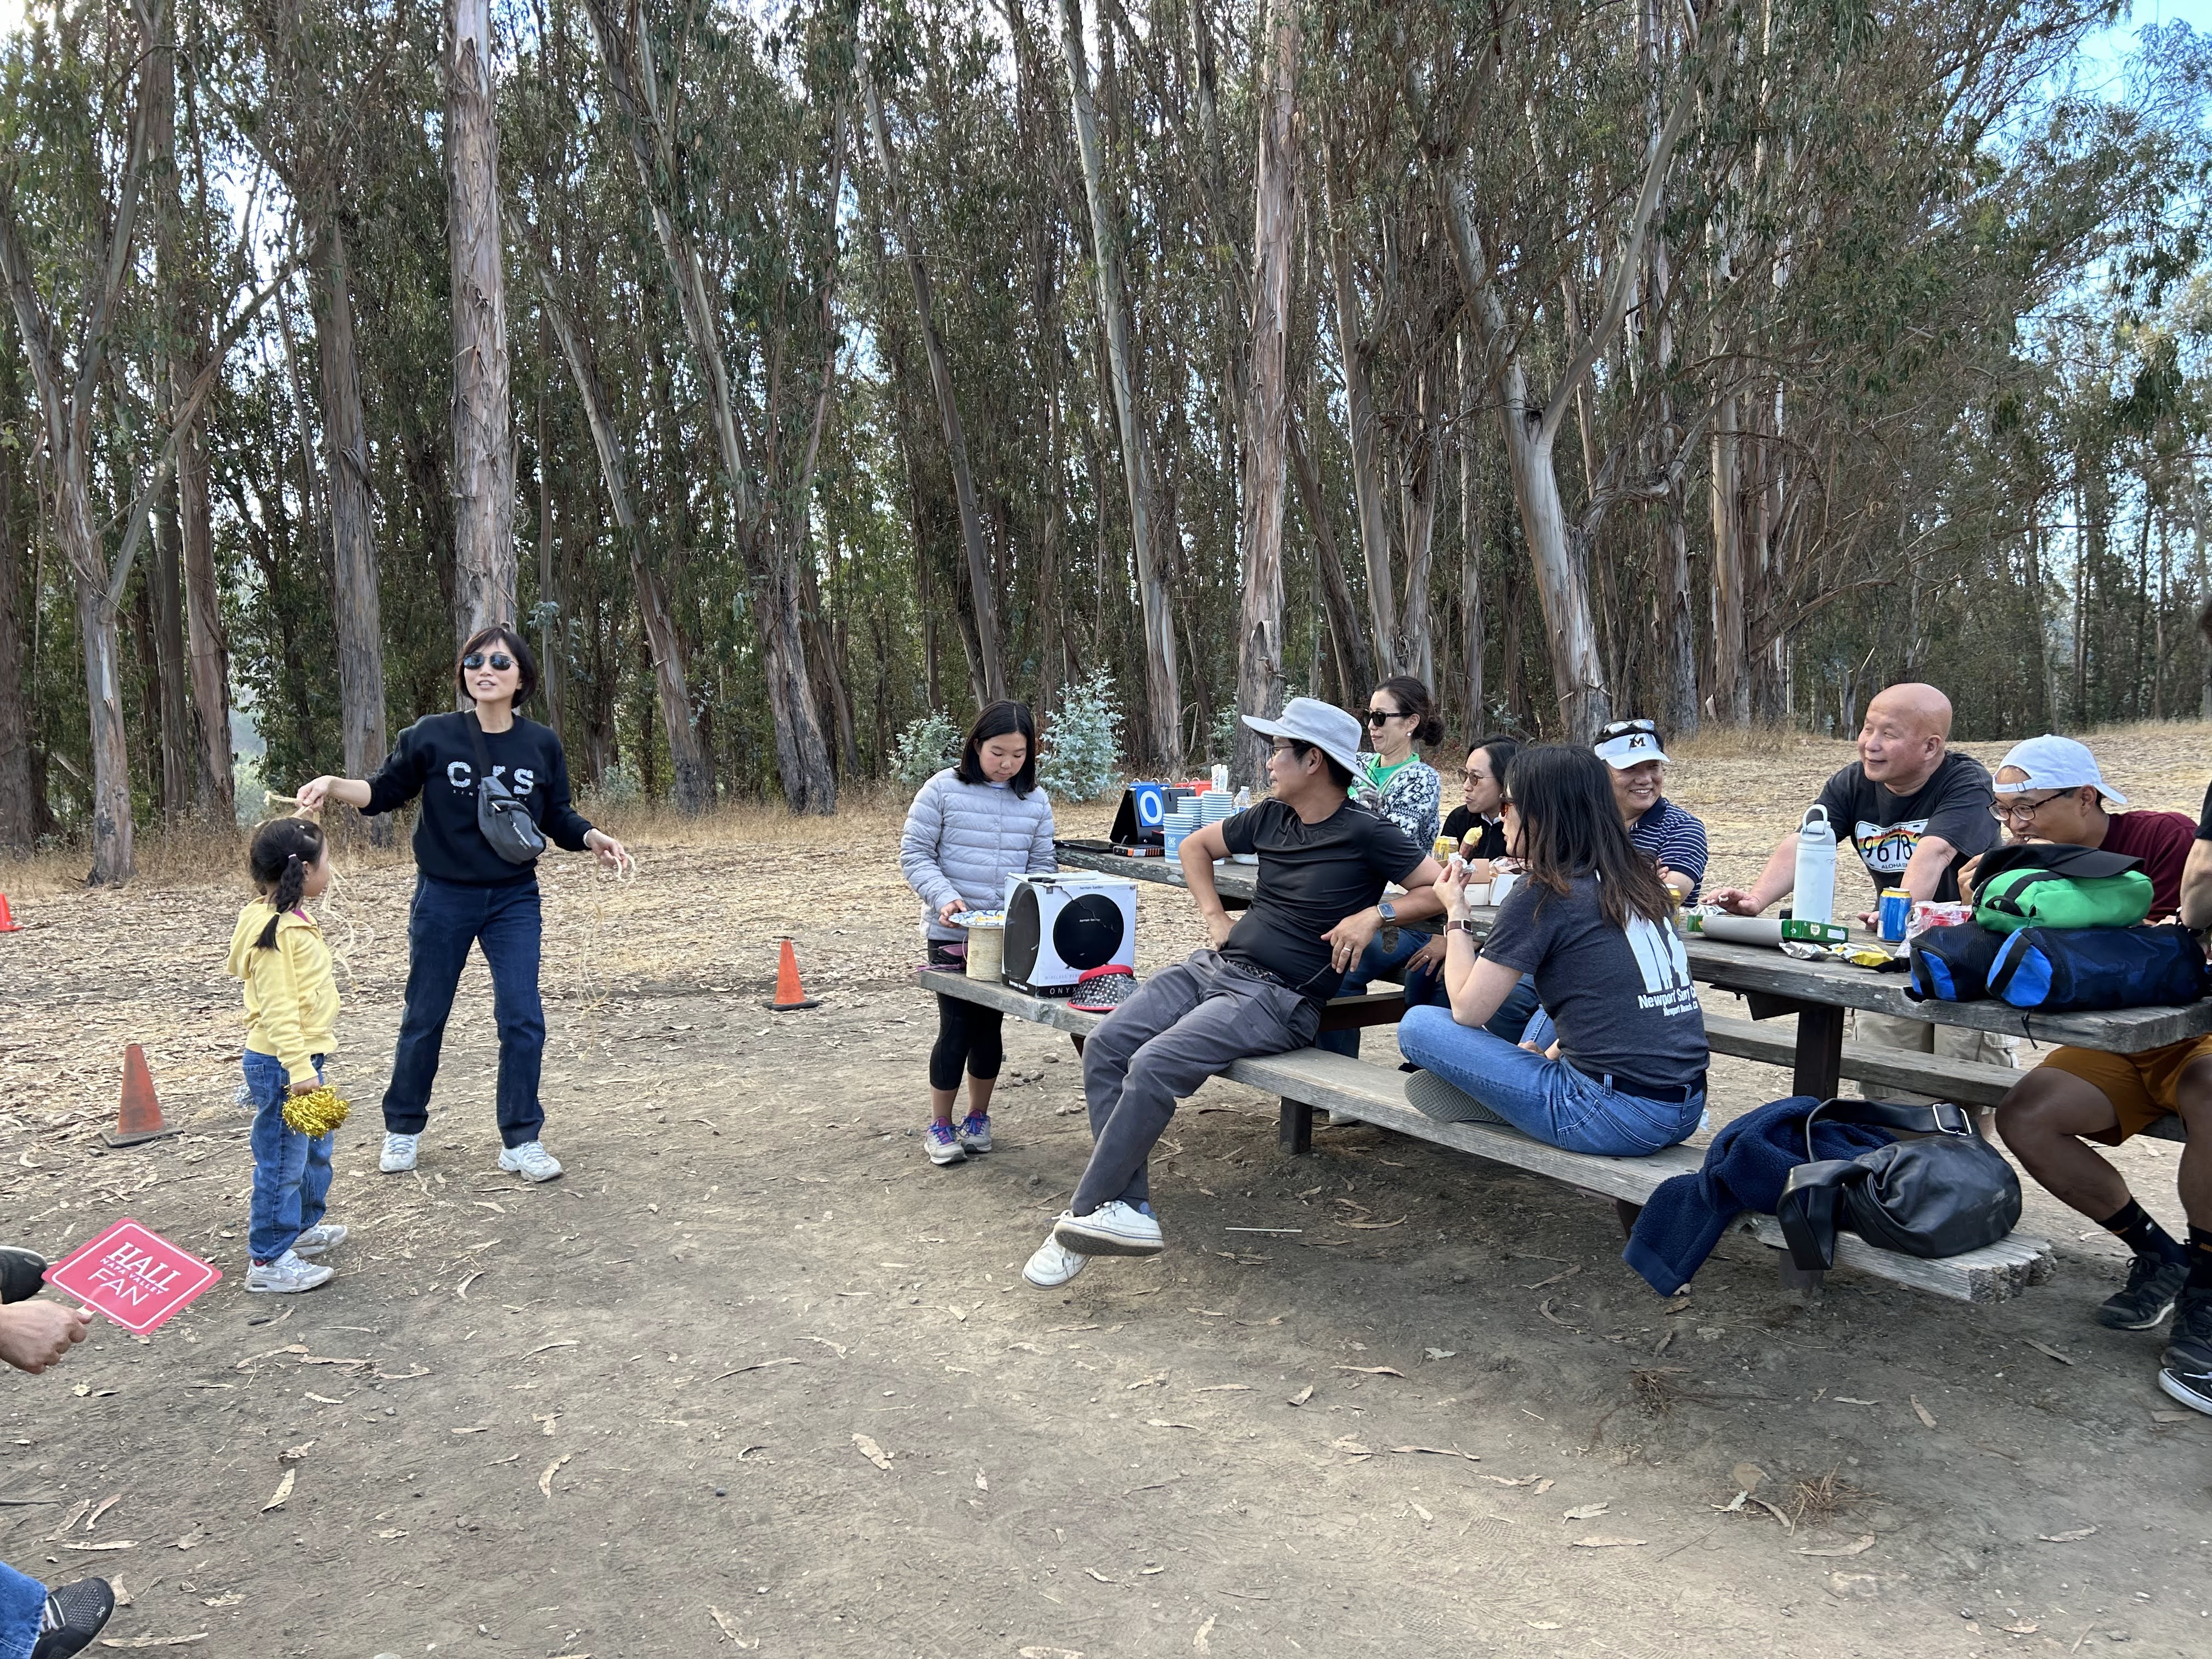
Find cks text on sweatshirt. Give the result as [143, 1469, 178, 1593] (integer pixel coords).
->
[362, 712, 596, 885]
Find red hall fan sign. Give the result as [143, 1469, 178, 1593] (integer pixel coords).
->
[44, 1219, 223, 1335]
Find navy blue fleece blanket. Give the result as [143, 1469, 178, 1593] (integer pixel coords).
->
[1623, 1094, 1895, 1296]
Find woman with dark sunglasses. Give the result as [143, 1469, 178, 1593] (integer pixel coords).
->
[297, 624, 629, 1186]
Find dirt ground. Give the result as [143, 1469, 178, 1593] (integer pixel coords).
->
[2, 729, 2209, 1658]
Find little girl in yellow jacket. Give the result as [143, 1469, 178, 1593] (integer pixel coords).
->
[224, 817, 345, 1294]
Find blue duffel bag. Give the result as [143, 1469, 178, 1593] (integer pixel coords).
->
[1985, 924, 2210, 1012]
[1908, 924, 2004, 1002]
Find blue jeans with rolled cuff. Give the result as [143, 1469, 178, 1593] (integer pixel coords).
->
[1396, 1005, 1703, 1157]
[381, 874, 546, 1148]
[0, 1559, 43, 1659]
[245, 1049, 332, 1265]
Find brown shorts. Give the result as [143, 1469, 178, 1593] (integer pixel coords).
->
[2034, 1037, 2212, 1144]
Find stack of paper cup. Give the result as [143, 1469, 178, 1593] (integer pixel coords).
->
[1162, 804, 1201, 860]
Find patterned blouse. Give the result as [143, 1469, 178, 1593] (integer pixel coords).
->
[1361, 754, 1443, 849]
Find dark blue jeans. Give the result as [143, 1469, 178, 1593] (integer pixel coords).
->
[381, 874, 545, 1148]
[244, 1049, 331, 1263]
[1, 1559, 42, 1659]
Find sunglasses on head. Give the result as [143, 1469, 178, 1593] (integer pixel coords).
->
[463, 652, 515, 672]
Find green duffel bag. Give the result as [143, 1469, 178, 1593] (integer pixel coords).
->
[1972, 842, 2152, 933]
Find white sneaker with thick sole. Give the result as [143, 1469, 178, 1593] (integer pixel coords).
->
[246, 1250, 334, 1294]
[291, 1223, 349, 1259]
[379, 1132, 420, 1173]
[1023, 1229, 1089, 1288]
[1053, 1200, 1164, 1257]
[498, 1140, 564, 1182]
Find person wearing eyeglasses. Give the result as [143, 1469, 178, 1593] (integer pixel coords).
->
[296, 625, 630, 1186]
[1977, 736, 2207, 1372]
[1440, 736, 1520, 876]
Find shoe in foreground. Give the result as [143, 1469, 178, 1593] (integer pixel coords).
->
[1023, 1228, 1088, 1288]
[1, 1243, 48, 1305]
[925, 1121, 967, 1165]
[291, 1222, 349, 1260]
[1053, 1200, 1163, 1257]
[498, 1141, 564, 1182]
[2096, 1251, 2186, 1330]
[34, 1576, 115, 1658]
[246, 1250, 333, 1295]
[379, 1131, 420, 1173]
[955, 1112, 993, 1154]
[2157, 1332, 2212, 1418]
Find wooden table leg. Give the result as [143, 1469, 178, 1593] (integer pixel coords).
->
[1279, 1098, 1314, 1155]
[1793, 1002, 1846, 1100]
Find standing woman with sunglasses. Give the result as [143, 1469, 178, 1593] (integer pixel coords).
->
[297, 625, 630, 1183]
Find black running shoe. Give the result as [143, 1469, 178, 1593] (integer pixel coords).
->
[2096, 1251, 2188, 1330]
[0, 1244, 48, 1305]
[2157, 1297, 2212, 1418]
[32, 1577, 114, 1658]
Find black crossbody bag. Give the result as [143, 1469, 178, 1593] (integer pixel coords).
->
[465, 713, 548, 865]
[1776, 1098, 2021, 1270]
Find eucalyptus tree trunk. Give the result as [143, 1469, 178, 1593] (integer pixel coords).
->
[1708, 383, 1750, 723]
[1288, 402, 1375, 696]
[580, 0, 838, 812]
[1232, 0, 1298, 787]
[1058, 0, 1181, 774]
[0, 396, 32, 848]
[518, 226, 711, 815]
[448, 0, 517, 649]
[310, 217, 390, 816]
[1457, 334, 1485, 732]
[861, 57, 1005, 703]
[1322, 157, 1398, 682]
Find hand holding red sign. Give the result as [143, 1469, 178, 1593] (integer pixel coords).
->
[43, 1218, 223, 1336]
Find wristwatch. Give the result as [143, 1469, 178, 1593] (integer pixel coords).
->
[1446, 917, 1479, 937]
[1376, 899, 1399, 951]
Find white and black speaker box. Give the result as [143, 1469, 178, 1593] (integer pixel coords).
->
[1001, 872, 1138, 997]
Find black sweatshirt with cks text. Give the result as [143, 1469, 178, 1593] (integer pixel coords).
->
[363, 712, 595, 886]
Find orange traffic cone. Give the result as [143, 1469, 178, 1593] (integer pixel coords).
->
[0, 893, 20, 932]
[764, 939, 820, 1012]
[103, 1043, 180, 1148]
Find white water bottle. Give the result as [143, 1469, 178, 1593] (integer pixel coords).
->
[1793, 804, 1838, 924]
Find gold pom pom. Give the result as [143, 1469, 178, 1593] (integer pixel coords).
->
[281, 1085, 351, 1138]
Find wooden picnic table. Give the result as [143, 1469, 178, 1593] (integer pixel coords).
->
[1053, 845, 2212, 1097]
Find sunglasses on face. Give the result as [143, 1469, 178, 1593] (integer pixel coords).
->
[463, 652, 515, 672]
[1366, 708, 1407, 727]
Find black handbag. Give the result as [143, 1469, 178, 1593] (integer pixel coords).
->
[465, 713, 548, 866]
[1775, 1098, 2021, 1270]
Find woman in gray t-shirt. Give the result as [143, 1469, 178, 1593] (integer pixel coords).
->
[1396, 745, 1710, 1155]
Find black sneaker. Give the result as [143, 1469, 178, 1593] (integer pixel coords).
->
[2162, 1288, 2212, 1358]
[1, 1244, 48, 1305]
[2096, 1251, 2188, 1330]
[2157, 1295, 2212, 1418]
[33, 1577, 114, 1658]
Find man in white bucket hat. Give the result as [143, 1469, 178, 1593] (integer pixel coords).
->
[1024, 698, 1447, 1289]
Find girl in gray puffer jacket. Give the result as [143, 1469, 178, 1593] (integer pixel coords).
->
[900, 701, 1057, 1166]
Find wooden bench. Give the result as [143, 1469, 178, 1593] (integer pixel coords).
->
[1705, 1012, 2187, 1142]
[917, 970, 2057, 1303]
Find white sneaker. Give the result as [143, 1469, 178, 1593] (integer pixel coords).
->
[498, 1140, 564, 1183]
[1053, 1200, 1164, 1257]
[291, 1223, 348, 1259]
[1023, 1229, 1089, 1289]
[379, 1132, 420, 1173]
[247, 1250, 334, 1294]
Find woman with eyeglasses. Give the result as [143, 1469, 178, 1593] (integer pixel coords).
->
[1316, 678, 1445, 1061]
[1397, 744, 1708, 1154]
[297, 624, 630, 1186]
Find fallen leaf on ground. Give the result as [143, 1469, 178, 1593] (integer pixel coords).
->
[1730, 1463, 1767, 1493]
[538, 1453, 573, 1497]
[1748, 1497, 1795, 1533]
[85, 1494, 120, 1529]
[1795, 1536, 1877, 1558]
[1085, 1567, 1116, 1583]
[1286, 1386, 1313, 1406]
[1564, 1502, 1610, 1521]
[1389, 1446, 1480, 1462]
[1911, 1396, 1937, 1429]
[1344, 1216, 1407, 1228]
[1330, 1437, 1375, 1456]
[1147, 1420, 1198, 1430]
[1480, 1475, 1540, 1487]
[802, 1335, 848, 1357]
[277, 1442, 313, 1464]
[1533, 1478, 1555, 1496]
[1570, 1536, 1645, 1548]
[1193, 1385, 1250, 1393]
[260, 1470, 294, 1513]
[2022, 1339, 2075, 1366]
[96, 1638, 207, 1649]
[852, 1435, 893, 1471]
[526, 1339, 579, 1357]
[1408, 1501, 1432, 1522]
[61, 1542, 134, 1552]
[1522, 1266, 1582, 1290]
[455, 1271, 482, 1300]
[1017, 1649, 1083, 1658]
[1332, 1365, 1404, 1378]
[1126, 1374, 1168, 1390]
[710, 1358, 800, 1382]
[944, 1306, 967, 1322]
[2036, 1527, 2095, 1542]
[1193, 1614, 1216, 1651]
[1537, 1299, 1581, 1330]
[1999, 1622, 2039, 1635]
[1424, 1348, 1456, 1360]
[1832, 1397, 1879, 1406]
[2151, 1410, 2197, 1424]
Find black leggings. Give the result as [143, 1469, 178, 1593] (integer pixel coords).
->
[928, 939, 1003, 1092]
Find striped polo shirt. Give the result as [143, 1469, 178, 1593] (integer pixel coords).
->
[1628, 798, 1709, 902]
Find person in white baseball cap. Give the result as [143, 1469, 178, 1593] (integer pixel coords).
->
[1965, 733, 2192, 916]
[1593, 718, 1707, 902]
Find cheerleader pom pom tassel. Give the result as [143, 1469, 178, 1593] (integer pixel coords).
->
[281, 1085, 351, 1137]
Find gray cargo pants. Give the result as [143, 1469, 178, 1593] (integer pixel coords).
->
[1073, 950, 1321, 1216]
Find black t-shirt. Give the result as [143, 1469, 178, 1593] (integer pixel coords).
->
[1441, 805, 1507, 862]
[363, 712, 595, 886]
[1810, 751, 1997, 903]
[1219, 799, 1427, 1002]
[1482, 874, 1708, 1088]
[2194, 779, 2212, 840]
